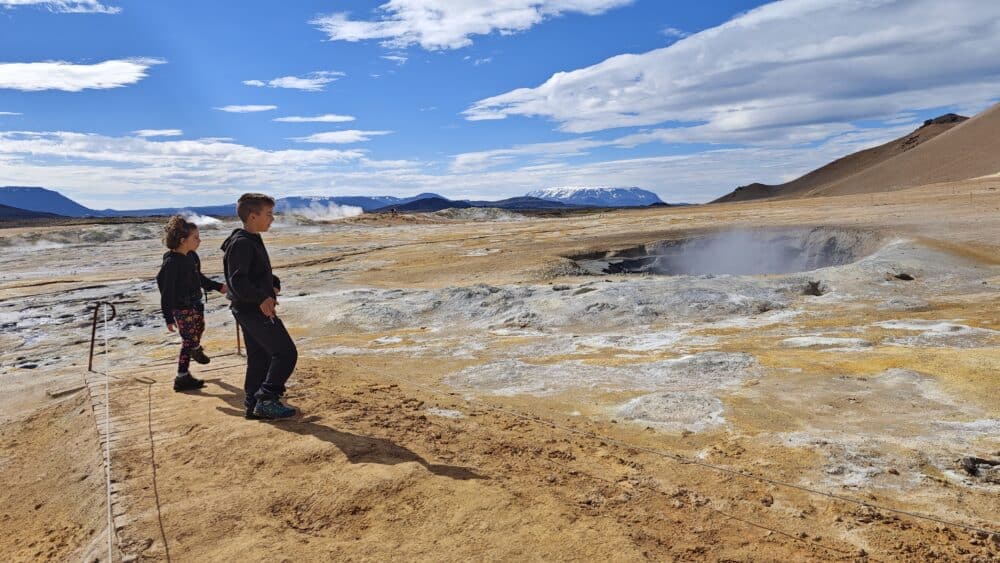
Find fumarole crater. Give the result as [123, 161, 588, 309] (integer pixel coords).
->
[570, 227, 882, 276]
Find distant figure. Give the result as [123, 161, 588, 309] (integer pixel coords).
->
[156, 215, 227, 392]
[390, 207, 399, 217]
[222, 193, 299, 420]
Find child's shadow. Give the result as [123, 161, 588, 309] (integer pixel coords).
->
[205, 379, 482, 481]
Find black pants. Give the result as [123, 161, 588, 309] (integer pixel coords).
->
[232, 307, 297, 409]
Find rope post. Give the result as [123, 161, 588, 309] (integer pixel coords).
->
[88, 302, 117, 372]
[88, 305, 100, 372]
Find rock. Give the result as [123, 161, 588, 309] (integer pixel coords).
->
[803, 280, 825, 296]
[760, 494, 774, 507]
[960, 456, 1000, 476]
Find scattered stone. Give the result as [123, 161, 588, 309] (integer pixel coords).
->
[959, 456, 1000, 477]
[803, 280, 825, 296]
[760, 494, 774, 507]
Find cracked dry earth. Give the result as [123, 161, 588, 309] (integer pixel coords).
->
[1, 178, 999, 561]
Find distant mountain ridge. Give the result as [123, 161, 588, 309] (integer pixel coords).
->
[373, 197, 472, 213]
[527, 186, 664, 207]
[0, 186, 100, 217]
[276, 193, 445, 213]
[0, 203, 62, 220]
[0, 185, 668, 218]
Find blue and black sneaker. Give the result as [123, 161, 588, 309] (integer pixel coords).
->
[244, 403, 262, 420]
[252, 399, 297, 420]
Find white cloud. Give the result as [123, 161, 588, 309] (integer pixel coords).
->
[381, 54, 408, 65]
[242, 71, 344, 92]
[132, 129, 182, 137]
[291, 130, 392, 144]
[661, 26, 689, 39]
[0, 130, 364, 166]
[311, 0, 632, 50]
[0, 58, 164, 92]
[465, 0, 1000, 141]
[0, 0, 120, 14]
[215, 105, 277, 113]
[0, 112, 22, 116]
[0, 117, 948, 208]
[274, 113, 356, 123]
[450, 138, 605, 173]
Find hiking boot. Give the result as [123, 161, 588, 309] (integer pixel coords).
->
[190, 346, 211, 365]
[252, 399, 297, 420]
[173, 372, 205, 392]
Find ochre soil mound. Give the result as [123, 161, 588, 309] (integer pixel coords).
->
[713, 102, 1000, 203]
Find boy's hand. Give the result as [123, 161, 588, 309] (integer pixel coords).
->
[260, 297, 276, 318]
[220, 284, 228, 294]
[273, 286, 281, 295]
[167, 324, 176, 333]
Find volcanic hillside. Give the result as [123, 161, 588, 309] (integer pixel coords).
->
[712, 108, 992, 203]
[0, 203, 62, 220]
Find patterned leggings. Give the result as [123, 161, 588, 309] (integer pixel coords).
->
[173, 304, 205, 373]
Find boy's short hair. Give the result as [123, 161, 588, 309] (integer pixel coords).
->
[237, 193, 276, 222]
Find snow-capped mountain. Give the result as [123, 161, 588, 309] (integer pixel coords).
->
[526, 187, 664, 207]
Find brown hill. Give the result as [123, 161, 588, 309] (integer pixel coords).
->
[711, 112, 969, 203]
[807, 103, 1000, 197]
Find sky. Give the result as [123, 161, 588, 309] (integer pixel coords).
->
[0, 0, 998, 209]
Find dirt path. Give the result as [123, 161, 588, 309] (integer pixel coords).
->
[85, 356, 993, 562]
[0, 390, 107, 561]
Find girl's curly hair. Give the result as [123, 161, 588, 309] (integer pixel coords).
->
[163, 215, 197, 250]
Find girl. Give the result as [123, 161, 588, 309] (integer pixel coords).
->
[156, 215, 227, 391]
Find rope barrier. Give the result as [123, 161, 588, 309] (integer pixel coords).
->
[101, 303, 114, 562]
[143, 381, 172, 562]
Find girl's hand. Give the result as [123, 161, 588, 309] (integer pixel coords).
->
[220, 284, 228, 294]
[167, 324, 176, 333]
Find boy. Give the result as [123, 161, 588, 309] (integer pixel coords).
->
[221, 193, 298, 420]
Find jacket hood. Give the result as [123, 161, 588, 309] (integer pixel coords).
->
[221, 228, 260, 252]
[161, 250, 198, 263]
[161, 250, 185, 265]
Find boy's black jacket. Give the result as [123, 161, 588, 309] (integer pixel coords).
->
[221, 228, 281, 310]
[156, 251, 223, 325]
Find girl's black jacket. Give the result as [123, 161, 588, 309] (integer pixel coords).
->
[156, 251, 223, 325]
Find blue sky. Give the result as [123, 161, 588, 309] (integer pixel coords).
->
[1, 0, 998, 209]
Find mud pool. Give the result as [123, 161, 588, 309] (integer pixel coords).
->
[570, 227, 881, 276]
